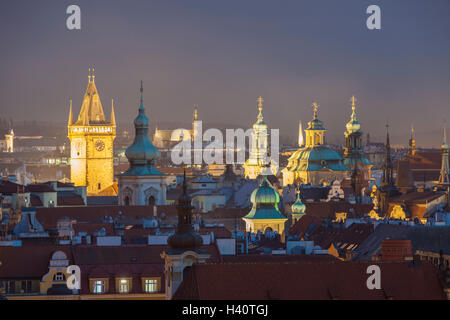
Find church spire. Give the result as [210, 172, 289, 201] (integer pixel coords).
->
[76, 68, 106, 125]
[409, 123, 416, 157]
[298, 120, 304, 147]
[256, 96, 264, 124]
[382, 123, 394, 186]
[68, 100, 73, 126]
[167, 168, 203, 249]
[110, 99, 116, 126]
[439, 121, 450, 187]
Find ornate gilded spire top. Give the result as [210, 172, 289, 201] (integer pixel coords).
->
[350, 96, 357, 120]
[312, 102, 319, 119]
[256, 96, 265, 124]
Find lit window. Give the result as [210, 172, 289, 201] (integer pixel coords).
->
[54, 272, 65, 282]
[144, 279, 158, 293]
[119, 279, 129, 293]
[93, 280, 105, 294]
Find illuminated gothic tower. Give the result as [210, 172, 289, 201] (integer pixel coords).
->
[243, 96, 277, 179]
[68, 69, 116, 195]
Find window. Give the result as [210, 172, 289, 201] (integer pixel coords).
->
[144, 279, 158, 293]
[54, 272, 65, 282]
[98, 183, 101, 190]
[119, 279, 129, 293]
[93, 280, 105, 294]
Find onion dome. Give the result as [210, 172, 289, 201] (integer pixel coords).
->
[346, 97, 361, 134]
[123, 82, 162, 175]
[291, 190, 306, 214]
[250, 178, 280, 206]
[168, 170, 203, 249]
[307, 102, 325, 130]
[244, 176, 286, 220]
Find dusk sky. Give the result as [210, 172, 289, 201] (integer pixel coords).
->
[1, 0, 449, 147]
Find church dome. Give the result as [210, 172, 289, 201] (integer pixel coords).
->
[291, 191, 306, 214]
[345, 98, 362, 134]
[250, 178, 280, 206]
[123, 82, 162, 176]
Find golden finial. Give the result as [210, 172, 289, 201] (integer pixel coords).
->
[312, 102, 319, 119]
[257, 96, 264, 110]
[351, 96, 357, 109]
[88, 68, 91, 82]
[92, 68, 95, 81]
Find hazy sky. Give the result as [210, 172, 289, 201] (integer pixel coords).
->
[1, 0, 449, 147]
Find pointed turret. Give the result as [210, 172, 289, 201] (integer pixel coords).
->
[110, 99, 116, 126]
[68, 100, 73, 126]
[75, 68, 106, 125]
[382, 124, 394, 187]
[408, 123, 416, 157]
[298, 120, 304, 147]
[438, 123, 450, 187]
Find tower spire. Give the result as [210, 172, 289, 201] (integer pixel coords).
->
[350, 96, 357, 121]
[409, 123, 416, 157]
[298, 120, 304, 147]
[68, 100, 73, 125]
[110, 99, 116, 126]
[256, 96, 264, 123]
[193, 105, 199, 121]
[439, 120, 450, 187]
[382, 122, 393, 186]
[140, 80, 144, 110]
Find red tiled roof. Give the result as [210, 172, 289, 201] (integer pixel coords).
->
[57, 196, 85, 206]
[25, 184, 56, 193]
[288, 215, 322, 238]
[174, 260, 446, 300]
[0, 245, 72, 279]
[304, 202, 373, 219]
[36, 206, 165, 229]
[30, 196, 43, 207]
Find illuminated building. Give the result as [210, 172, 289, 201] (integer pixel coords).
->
[342, 96, 373, 200]
[243, 96, 278, 179]
[118, 82, 167, 206]
[242, 170, 287, 240]
[67, 70, 116, 196]
[0, 129, 14, 153]
[282, 103, 350, 186]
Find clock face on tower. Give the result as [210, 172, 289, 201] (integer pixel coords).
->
[95, 140, 105, 152]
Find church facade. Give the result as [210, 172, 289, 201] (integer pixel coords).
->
[67, 70, 116, 196]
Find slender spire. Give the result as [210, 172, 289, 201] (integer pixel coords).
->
[382, 122, 393, 186]
[139, 80, 144, 110]
[68, 100, 73, 125]
[298, 120, 304, 147]
[110, 99, 116, 126]
[350, 96, 357, 121]
[409, 123, 416, 157]
[439, 120, 450, 187]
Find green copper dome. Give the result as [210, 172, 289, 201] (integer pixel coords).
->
[291, 191, 306, 214]
[250, 178, 280, 206]
[123, 82, 162, 176]
[244, 177, 286, 220]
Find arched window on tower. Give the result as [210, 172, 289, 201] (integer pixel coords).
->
[124, 196, 130, 206]
[148, 196, 156, 206]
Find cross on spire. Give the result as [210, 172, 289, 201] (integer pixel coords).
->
[312, 102, 319, 119]
[257, 96, 264, 109]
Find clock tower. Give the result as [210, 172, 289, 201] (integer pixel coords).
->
[68, 69, 116, 195]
